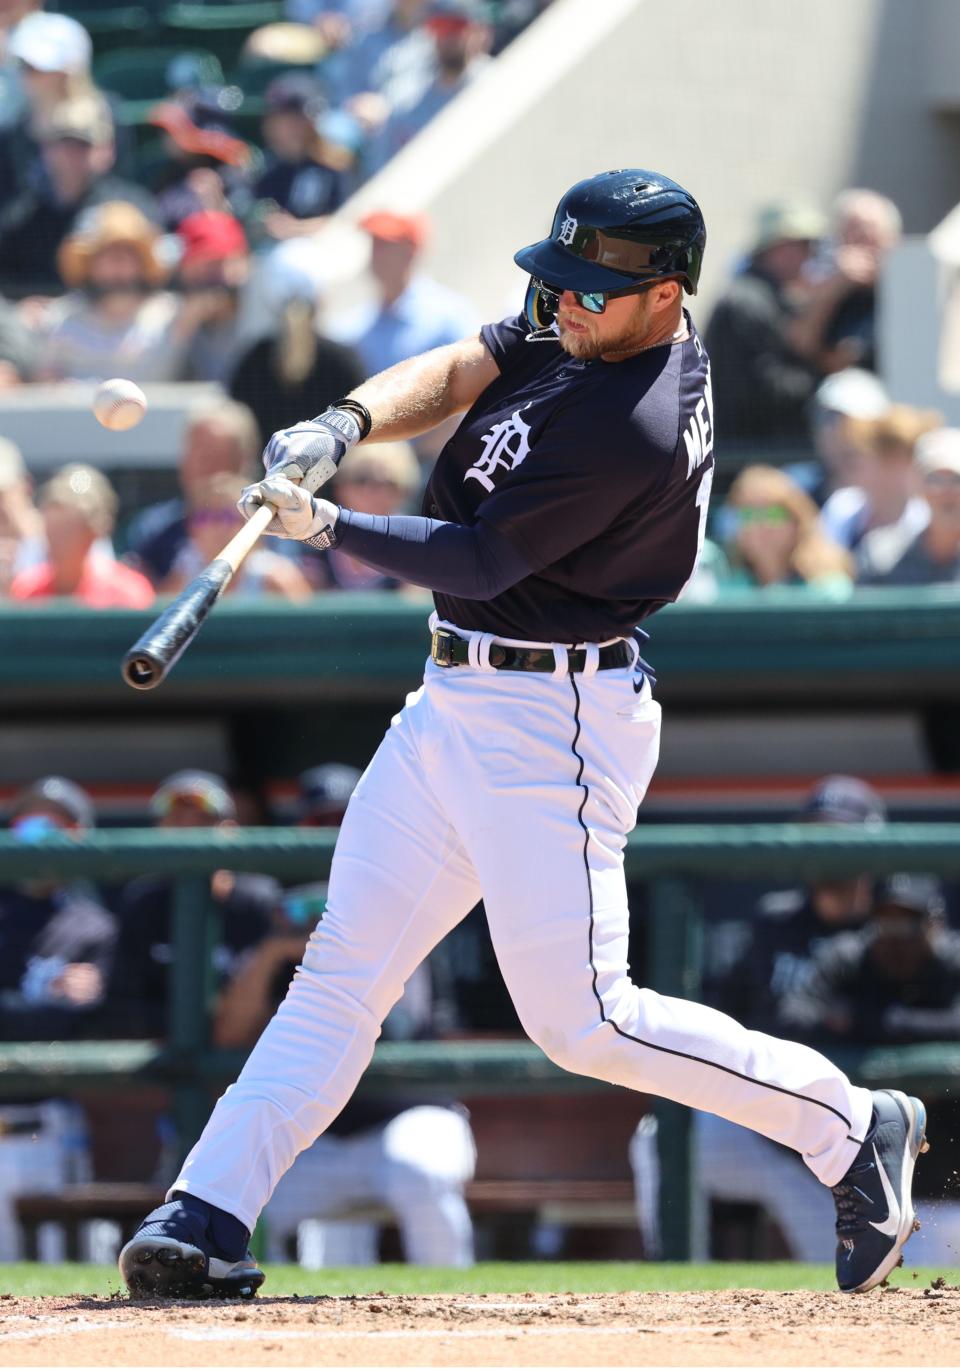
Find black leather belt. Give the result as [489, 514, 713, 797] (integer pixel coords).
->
[431, 628, 633, 673]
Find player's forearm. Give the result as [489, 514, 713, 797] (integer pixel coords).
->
[347, 337, 497, 442]
[335, 509, 532, 598]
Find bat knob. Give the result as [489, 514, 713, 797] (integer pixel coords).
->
[123, 655, 161, 690]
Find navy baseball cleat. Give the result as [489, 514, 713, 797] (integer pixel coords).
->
[119, 1193, 264, 1300]
[832, 1089, 928, 1293]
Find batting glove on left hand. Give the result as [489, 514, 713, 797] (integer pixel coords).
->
[238, 476, 340, 549]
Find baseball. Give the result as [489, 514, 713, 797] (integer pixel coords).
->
[93, 378, 148, 432]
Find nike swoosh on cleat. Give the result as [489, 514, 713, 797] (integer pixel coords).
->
[868, 1144, 901, 1239]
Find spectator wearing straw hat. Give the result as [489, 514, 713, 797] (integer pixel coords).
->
[34, 200, 188, 382]
[10, 463, 154, 607]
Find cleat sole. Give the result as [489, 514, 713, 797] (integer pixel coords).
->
[119, 1235, 264, 1301]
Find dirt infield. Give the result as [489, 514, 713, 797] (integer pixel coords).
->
[2, 1287, 959, 1367]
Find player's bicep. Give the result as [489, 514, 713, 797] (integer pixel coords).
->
[446, 335, 502, 414]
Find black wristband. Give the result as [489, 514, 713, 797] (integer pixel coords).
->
[333, 398, 373, 441]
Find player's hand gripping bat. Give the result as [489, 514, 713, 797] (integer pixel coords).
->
[121, 409, 362, 690]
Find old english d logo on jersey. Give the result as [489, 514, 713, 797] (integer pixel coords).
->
[464, 409, 532, 493]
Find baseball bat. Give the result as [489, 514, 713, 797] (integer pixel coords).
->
[121, 501, 275, 691]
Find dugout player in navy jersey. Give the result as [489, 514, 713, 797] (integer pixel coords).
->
[121, 170, 927, 1300]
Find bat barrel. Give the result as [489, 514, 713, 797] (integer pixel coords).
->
[121, 559, 233, 691]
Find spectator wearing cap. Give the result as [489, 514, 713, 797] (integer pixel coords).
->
[123, 398, 262, 586]
[0, 436, 42, 596]
[216, 762, 476, 1268]
[229, 239, 365, 446]
[106, 771, 282, 1042]
[704, 774, 886, 1034]
[305, 441, 422, 590]
[10, 464, 154, 608]
[0, 774, 117, 1259]
[174, 210, 255, 384]
[779, 873, 960, 1047]
[788, 189, 903, 377]
[28, 201, 191, 383]
[253, 74, 349, 242]
[786, 367, 891, 506]
[367, 0, 492, 176]
[704, 202, 828, 455]
[0, 776, 116, 1040]
[0, 10, 94, 206]
[330, 208, 476, 462]
[860, 429, 960, 586]
[329, 210, 476, 454]
[0, 94, 158, 299]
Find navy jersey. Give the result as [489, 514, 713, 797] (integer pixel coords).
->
[422, 311, 715, 641]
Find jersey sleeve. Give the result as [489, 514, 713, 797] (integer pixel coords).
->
[480, 313, 531, 374]
[472, 400, 680, 572]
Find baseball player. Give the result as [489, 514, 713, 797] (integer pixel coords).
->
[120, 170, 926, 1298]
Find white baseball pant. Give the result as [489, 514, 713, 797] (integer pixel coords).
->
[172, 618, 874, 1236]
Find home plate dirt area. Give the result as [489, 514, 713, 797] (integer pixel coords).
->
[2, 1288, 959, 1367]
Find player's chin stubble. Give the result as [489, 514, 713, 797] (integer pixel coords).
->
[557, 321, 603, 361]
[558, 298, 650, 361]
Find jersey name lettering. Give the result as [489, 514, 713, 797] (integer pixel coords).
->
[464, 409, 532, 493]
[683, 362, 714, 479]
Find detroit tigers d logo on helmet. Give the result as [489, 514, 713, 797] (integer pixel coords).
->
[515, 169, 707, 329]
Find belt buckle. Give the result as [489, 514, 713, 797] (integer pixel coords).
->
[431, 629, 457, 667]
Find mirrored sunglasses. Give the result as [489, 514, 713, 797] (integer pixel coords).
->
[531, 276, 657, 317]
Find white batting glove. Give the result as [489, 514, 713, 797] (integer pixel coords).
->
[262, 408, 361, 494]
[238, 476, 340, 549]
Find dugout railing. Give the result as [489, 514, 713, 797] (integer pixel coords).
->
[2, 824, 960, 1260]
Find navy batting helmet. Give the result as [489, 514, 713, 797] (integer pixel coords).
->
[515, 169, 706, 322]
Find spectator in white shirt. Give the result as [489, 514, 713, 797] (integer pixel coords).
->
[821, 405, 941, 579]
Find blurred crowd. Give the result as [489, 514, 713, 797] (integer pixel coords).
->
[0, 160, 957, 604]
[692, 191, 960, 598]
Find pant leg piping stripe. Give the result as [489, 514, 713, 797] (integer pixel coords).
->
[565, 670, 853, 1134]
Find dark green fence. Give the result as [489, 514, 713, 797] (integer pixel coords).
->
[3, 586, 960, 706]
[3, 824, 960, 1258]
